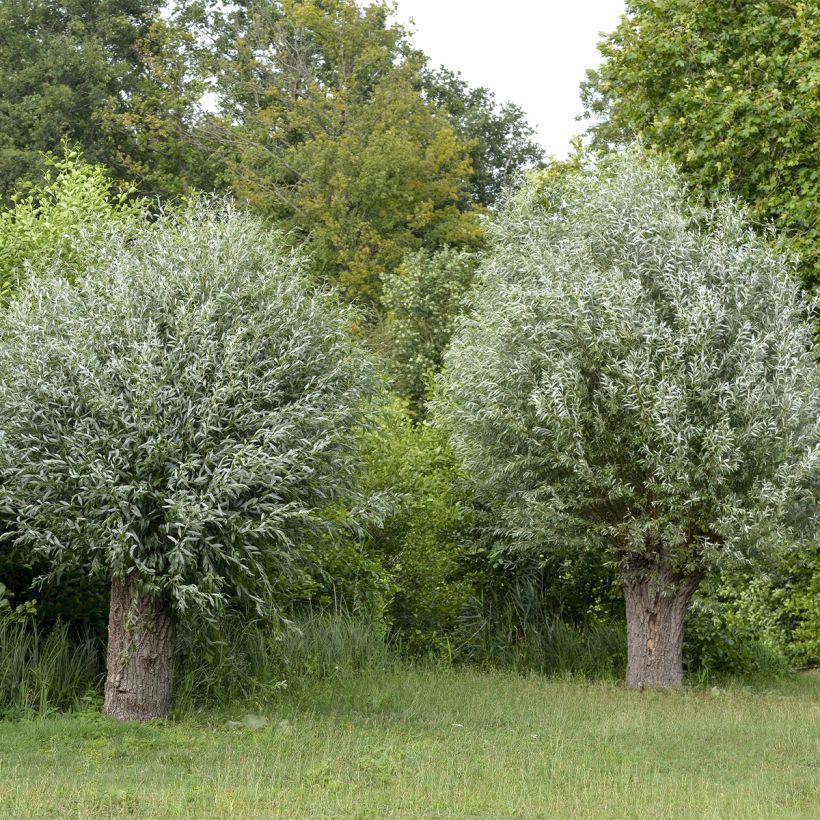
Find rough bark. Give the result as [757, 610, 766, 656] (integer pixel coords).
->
[623, 570, 702, 691]
[103, 576, 176, 721]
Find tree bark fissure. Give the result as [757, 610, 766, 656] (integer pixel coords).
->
[623, 571, 702, 691]
[103, 576, 175, 721]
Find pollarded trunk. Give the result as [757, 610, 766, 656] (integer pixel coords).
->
[103, 576, 175, 721]
[622, 572, 702, 691]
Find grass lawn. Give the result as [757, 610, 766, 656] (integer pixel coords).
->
[0, 668, 818, 818]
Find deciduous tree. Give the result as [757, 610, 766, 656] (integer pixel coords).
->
[209, 0, 484, 305]
[0, 204, 374, 719]
[0, 1, 162, 197]
[581, 0, 820, 293]
[435, 148, 819, 690]
[423, 68, 544, 207]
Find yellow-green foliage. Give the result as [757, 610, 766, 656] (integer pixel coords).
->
[0, 145, 141, 298]
[286, 77, 483, 305]
[216, 0, 484, 306]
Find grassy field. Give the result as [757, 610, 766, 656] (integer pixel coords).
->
[0, 668, 818, 819]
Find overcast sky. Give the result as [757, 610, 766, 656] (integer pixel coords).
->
[393, 0, 626, 158]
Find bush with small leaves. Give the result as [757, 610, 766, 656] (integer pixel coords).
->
[358, 398, 473, 654]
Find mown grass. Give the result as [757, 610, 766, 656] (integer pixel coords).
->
[1, 668, 817, 818]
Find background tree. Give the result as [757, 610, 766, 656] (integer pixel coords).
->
[423, 68, 544, 207]
[0, 204, 375, 720]
[1, 0, 541, 305]
[100, 14, 225, 200]
[380, 247, 477, 415]
[435, 148, 819, 690]
[208, 0, 484, 306]
[0, 0, 163, 198]
[581, 0, 820, 294]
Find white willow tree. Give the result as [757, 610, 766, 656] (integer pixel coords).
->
[435, 147, 819, 690]
[0, 204, 375, 720]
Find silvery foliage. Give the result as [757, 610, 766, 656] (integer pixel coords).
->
[0, 204, 375, 614]
[435, 147, 819, 578]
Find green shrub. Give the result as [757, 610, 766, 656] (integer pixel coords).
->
[684, 591, 791, 679]
[0, 143, 142, 298]
[358, 398, 474, 654]
[266, 528, 393, 628]
[684, 554, 819, 675]
[764, 547, 820, 667]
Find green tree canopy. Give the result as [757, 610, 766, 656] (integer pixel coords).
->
[101, 14, 225, 199]
[581, 0, 820, 293]
[423, 68, 544, 207]
[435, 147, 819, 690]
[208, 0, 484, 305]
[0, 1, 162, 197]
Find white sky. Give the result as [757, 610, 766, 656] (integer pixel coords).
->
[393, 0, 626, 158]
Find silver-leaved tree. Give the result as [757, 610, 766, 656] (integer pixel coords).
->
[0, 204, 374, 719]
[435, 147, 819, 690]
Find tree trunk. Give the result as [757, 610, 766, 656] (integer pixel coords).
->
[622, 571, 702, 691]
[103, 576, 176, 721]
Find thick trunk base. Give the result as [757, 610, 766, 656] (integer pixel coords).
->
[103, 577, 175, 721]
[623, 573, 701, 692]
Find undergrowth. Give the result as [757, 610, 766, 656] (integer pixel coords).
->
[0, 607, 800, 719]
[0, 620, 101, 717]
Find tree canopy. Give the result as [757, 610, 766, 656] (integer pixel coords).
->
[581, 0, 820, 293]
[208, 0, 484, 305]
[422, 67, 544, 207]
[0, 1, 162, 198]
[0, 0, 543, 308]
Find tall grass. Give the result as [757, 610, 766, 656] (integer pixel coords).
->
[454, 581, 791, 682]
[455, 598, 627, 678]
[172, 613, 395, 713]
[451, 576, 627, 677]
[0, 602, 792, 721]
[0, 620, 101, 716]
[0, 611, 395, 717]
